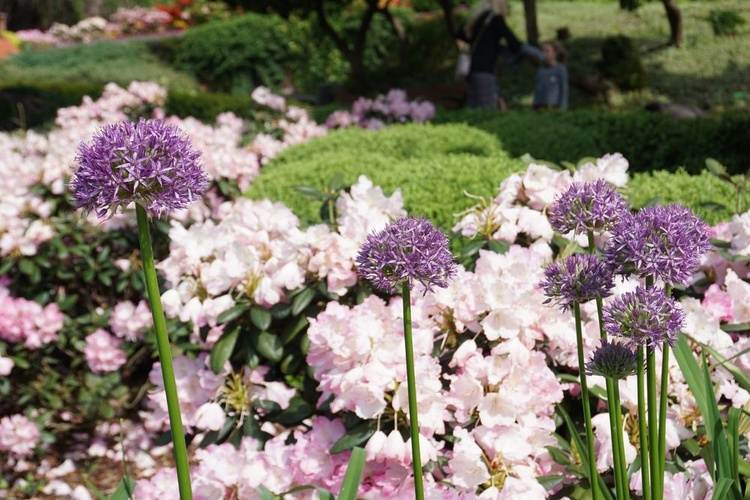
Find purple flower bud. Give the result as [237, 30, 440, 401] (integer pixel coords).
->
[548, 180, 629, 235]
[603, 285, 684, 349]
[586, 339, 637, 379]
[356, 217, 457, 295]
[604, 203, 712, 286]
[540, 253, 615, 312]
[69, 119, 208, 219]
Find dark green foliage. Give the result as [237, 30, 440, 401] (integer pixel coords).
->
[246, 123, 523, 231]
[433, 109, 750, 176]
[707, 10, 746, 36]
[175, 13, 295, 93]
[598, 35, 648, 91]
[619, 0, 643, 11]
[0, 82, 103, 130]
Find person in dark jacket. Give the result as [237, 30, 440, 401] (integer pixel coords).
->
[457, 0, 522, 110]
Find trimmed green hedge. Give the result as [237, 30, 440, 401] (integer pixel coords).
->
[246, 123, 523, 230]
[249, 122, 746, 231]
[434, 109, 750, 175]
[628, 169, 750, 225]
[175, 13, 294, 93]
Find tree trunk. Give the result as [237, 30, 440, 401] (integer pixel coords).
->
[314, 0, 378, 92]
[437, 0, 458, 41]
[381, 4, 410, 74]
[522, 0, 539, 46]
[662, 0, 682, 46]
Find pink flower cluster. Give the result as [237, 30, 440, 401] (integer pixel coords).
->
[83, 329, 127, 373]
[454, 153, 629, 245]
[0, 292, 64, 349]
[109, 7, 172, 35]
[109, 300, 152, 341]
[0, 414, 41, 457]
[142, 354, 226, 432]
[326, 89, 436, 130]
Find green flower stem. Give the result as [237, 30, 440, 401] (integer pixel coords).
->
[646, 348, 660, 500]
[136, 204, 193, 500]
[657, 284, 672, 498]
[574, 302, 601, 500]
[401, 284, 424, 500]
[636, 347, 651, 500]
[588, 231, 628, 498]
[611, 379, 630, 499]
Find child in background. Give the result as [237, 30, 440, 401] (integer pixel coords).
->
[525, 40, 569, 110]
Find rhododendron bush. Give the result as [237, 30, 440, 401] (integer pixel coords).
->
[1, 82, 750, 499]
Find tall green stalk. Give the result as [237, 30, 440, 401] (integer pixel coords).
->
[136, 204, 193, 500]
[657, 284, 673, 500]
[574, 302, 601, 500]
[611, 380, 629, 499]
[636, 347, 651, 500]
[401, 284, 424, 500]
[646, 348, 660, 500]
[588, 232, 628, 499]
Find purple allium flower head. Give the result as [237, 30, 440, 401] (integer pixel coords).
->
[604, 203, 712, 286]
[603, 285, 684, 349]
[547, 179, 629, 235]
[540, 253, 615, 312]
[355, 217, 457, 295]
[69, 118, 208, 219]
[586, 339, 637, 379]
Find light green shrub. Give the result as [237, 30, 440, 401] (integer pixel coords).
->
[246, 123, 522, 230]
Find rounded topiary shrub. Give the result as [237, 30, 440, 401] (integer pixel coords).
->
[598, 35, 648, 91]
[246, 123, 523, 231]
[175, 13, 294, 93]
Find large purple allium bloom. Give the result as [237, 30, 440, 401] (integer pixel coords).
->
[604, 204, 712, 286]
[603, 285, 684, 349]
[586, 339, 637, 379]
[356, 217, 457, 294]
[547, 180, 629, 235]
[540, 253, 615, 312]
[70, 118, 208, 219]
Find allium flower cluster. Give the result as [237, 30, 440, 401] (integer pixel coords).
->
[603, 285, 684, 349]
[356, 216, 457, 294]
[585, 339, 637, 379]
[540, 253, 615, 311]
[0, 294, 64, 349]
[83, 329, 128, 373]
[0, 414, 41, 457]
[547, 179, 629, 235]
[70, 118, 208, 219]
[605, 204, 712, 286]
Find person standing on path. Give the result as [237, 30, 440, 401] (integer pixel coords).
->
[457, 0, 523, 111]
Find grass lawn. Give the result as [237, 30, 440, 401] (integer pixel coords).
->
[497, 0, 750, 111]
[0, 37, 200, 92]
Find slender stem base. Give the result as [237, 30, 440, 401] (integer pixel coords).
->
[574, 303, 600, 500]
[401, 284, 424, 500]
[636, 347, 651, 500]
[136, 204, 193, 500]
[611, 380, 630, 499]
[647, 348, 660, 500]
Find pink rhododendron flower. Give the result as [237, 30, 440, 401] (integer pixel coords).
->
[110, 300, 152, 341]
[0, 294, 64, 349]
[83, 329, 127, 373]
[701, 283, 733, 322]
[0, 414, 41, 457]
[0, 354, 14, 376]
